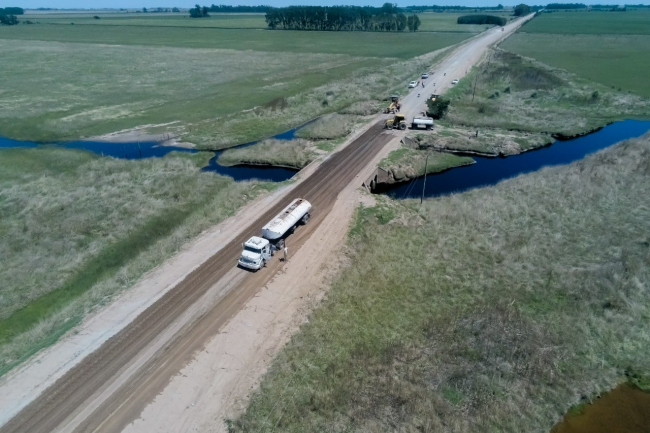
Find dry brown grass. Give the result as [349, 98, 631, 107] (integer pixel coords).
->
[229, 133, 650, 432]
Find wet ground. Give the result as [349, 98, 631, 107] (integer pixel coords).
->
[551, 383, 650, 433]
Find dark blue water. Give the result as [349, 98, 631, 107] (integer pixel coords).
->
[0, 136, 197, 159]
[199, 121, 313, 182]
[0, 120, 317, 182]
[379, 119, 650, 199]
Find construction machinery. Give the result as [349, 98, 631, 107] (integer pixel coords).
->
[383, 95, 402, 114]
[384, 113, 407, 130]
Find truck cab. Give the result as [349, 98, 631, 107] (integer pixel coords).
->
[238, 236, 272, 270]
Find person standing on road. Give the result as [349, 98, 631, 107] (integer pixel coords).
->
[283, 246, 288, 263]
[422, 82, 425, 88]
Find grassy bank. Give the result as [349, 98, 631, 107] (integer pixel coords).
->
[0, 147, 261, 375]
[231, 133, 650, 432]
[294, 114, 360, 141]
[218, 139, 316, 169]
[502, 10, 650, 97]
[378, 146, 474, 183]
[410, 124, 554, 156]
[444, 49, 650, 136]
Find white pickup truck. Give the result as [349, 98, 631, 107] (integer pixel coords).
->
[238, 198, 312, 271]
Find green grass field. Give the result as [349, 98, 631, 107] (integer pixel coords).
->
[0, 24, 469, 57]
[443, 49, 650, 136]
[231, 132, 650, 432]
[501, 10, 650, 98]
[0, 38, 383, 143]
[415, 11, 513, 32]
[0, 147, 262, 375]
[520, 9, 650, 35]
[21, 12, 268, 29]
[0, 20, 470, 146]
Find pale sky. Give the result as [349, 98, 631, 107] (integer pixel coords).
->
[0, 0, 640, 10]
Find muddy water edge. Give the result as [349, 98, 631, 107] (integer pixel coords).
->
[551, 383, 650, 433]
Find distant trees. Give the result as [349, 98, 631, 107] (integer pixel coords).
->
[407, 14, 421, 31]
[0, 8, 21, 25]
[265, 4, 420, 32]
[0, 7, 24, 15]
[208, 4, 271, 13]
[0, 14, 19, 25]
[189, 4, 210, 18]
[457, 14, 507, 26]
[546, 3, 586, 9]
[514, 4, 531, 15]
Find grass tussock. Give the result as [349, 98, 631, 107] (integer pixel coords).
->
[295, 114, 360, 141]
[218, 138, 316, 169]
[444, 49, 650, 136]
[0, 147, 260, 375]
[412, 123, 555, 156]
[230, 133, 650, 432]
[379, 146, 474, 183]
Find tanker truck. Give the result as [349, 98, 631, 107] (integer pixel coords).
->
[411, 116, 434, 130]
[238, 198, 312, 271]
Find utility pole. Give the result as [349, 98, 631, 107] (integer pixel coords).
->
[421, 152, 429, 204]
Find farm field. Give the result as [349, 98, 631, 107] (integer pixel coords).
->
[0, 147, 260, 376]
[231, 132, 650, 432]
[21, 12, 268, 28]
[502, 11, 650, 97]
[443, 49, 650, 136]
[0, 20, 470, 145]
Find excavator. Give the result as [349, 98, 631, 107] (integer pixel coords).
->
[383, 95, 402, 114]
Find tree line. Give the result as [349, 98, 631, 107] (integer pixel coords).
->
[265, 4, 421, 32]
[0, 7, 23, 25]
[546, 3, 586, 8]
[457, 14, 507, 26]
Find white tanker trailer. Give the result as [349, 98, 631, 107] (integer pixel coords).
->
[238, 198, 311, 271]
[411, 116, 434, 130]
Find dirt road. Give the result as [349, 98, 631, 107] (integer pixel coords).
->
[0, 15, 533, 433]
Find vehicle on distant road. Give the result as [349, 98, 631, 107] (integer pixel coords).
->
[451, 78, 459, 85]
[408, 81, 418, 88]
[421, 73, 429, 79]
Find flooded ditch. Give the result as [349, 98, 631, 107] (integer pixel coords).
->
[375, 119, 650, 199]
[0, 125, 305, 183]
[551, 383, 650, 433]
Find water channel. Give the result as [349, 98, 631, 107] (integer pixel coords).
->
[551, 383, 650, 433]
[0, 126, 302, 182]
[377, 119, 650, 199]
[2, 119, 649, 190]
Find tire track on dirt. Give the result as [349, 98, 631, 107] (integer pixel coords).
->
[0, 122, 391, 433]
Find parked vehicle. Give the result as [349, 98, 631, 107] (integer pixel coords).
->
[411, 116, 434, 130]
[451, 78, 459, 85]
[238, 198, 311, 271]
[421, 73, 429, 79]
[385, 114, 407, 130]
[408, 81, 418, 88]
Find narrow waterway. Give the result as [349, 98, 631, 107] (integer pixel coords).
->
[377, 119, 650, 199]
[551, 383, 650, 433]
[0, 123, 308, 182]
